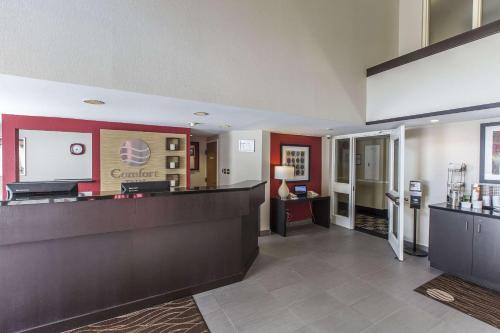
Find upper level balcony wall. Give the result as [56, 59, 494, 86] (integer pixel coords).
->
[366, 21, 500, 124]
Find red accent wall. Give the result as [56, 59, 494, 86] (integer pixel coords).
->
[2, 114, 190, 197]
[270, 133, 322, 222]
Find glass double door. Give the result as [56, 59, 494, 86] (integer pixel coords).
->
[331, 126, 405, 261]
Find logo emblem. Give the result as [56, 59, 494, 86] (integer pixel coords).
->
[120, 139, 151, 166]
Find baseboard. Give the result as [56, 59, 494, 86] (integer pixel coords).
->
[23, 249, 260, 333]
[404, 240, 428, 252]
[259, 229, 271, 236]
[287, 219, 312, 227]
[334, 218, 351, 229]
[355, 205, 388, 218]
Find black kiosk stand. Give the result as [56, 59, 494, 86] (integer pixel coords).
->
[404, 180, 428, 257]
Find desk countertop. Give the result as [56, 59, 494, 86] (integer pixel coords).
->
[1, 180, 266, 206]
[429, 202, 500, 220]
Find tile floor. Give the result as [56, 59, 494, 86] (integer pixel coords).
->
[194, 224, 497, 333]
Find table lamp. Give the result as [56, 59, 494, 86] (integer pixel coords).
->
[275, 165, 294, 200]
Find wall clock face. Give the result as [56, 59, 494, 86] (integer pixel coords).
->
[70, 143, 86, 155]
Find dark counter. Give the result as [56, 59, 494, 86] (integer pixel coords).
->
[428, 202, 500, 220]
[1, 180, 266, 206]
[0, 181, 266, 333]
[429, 203, 500, 293]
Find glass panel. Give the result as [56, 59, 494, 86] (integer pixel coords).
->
[429, 0, 473, 44]
[482, 0, 500, 25]
[392, 203, 399, 238]
[335, 139, 350, 184]
[335, 192, 349, 218]
[393, 139, 399, 192]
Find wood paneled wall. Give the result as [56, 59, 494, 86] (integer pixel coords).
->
[100, 129, 186, 191]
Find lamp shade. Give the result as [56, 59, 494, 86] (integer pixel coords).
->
[275, 165, 294, 180]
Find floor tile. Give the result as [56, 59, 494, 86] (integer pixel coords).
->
[350, 291, 405, 323]
[199, 225, 493, 333]
[289, 292, 344, 325]
[308, 306, 372, 333]
[203, 309, 236, 333]
[326, 278, 379, 306]
[362, 305, 441, 333]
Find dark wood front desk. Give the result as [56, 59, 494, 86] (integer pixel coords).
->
[0, 181, 265, 333]
[429, 203, 500, 292]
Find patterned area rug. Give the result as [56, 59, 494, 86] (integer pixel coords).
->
[355, 213, 388, 238]
[415, 274, 500, 329]
[68, 297, 210, 333]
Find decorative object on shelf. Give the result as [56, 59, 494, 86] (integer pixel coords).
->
[166, 137, 181, 151]
[190, 142, 199, 171]
[447, 162, 466, 207]
[166, 156, 180, 169]
[238, 139, 255, 152]
[19, 138, 26, 176]
[166, 174, 180, 187]
[70, 143, 86, 155]
[480, 121, 500, 184]
[280, 144, 310, 182]
[274, 165, 294, 200]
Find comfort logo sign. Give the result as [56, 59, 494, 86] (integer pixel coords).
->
[119, 139, 151, 166]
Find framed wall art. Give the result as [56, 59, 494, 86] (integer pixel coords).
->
[280, 144, 310, 182]
[190, 142, 200, 171]
[480, 122, 500, 184]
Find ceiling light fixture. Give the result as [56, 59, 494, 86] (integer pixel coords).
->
[326, 128, 334, 131]
[188, 122, 201, 127]
[430, 119, 439, 123]
[83, 99, 105, 105]
[221, 124, 231, 128]
[194, 112, 209, 116]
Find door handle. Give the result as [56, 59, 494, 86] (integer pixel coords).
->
[478, 224, 481, 233]
[465, 221, 468, 230]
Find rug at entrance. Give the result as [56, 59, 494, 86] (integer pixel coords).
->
[68, 296, 210, 333]
[415, 273, 500, 329]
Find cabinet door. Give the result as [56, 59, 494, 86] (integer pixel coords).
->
[429, 209, 473, 276]
[472, 216, 500, 287]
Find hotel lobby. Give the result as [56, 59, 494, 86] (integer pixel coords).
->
[1, 1, 500, 332]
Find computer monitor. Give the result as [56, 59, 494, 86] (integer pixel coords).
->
[294, 185, 307, 197]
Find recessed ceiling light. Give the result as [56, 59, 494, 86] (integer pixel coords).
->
[194, 112, 209, 116]
[221, 124, 231, 128]
[83, 99, 105, 105]
[326, 128, 334, 131]
[430, 119, 439, 123]
[188, 122, 200, 127]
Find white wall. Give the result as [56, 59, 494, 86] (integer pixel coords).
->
[398, 0, 424, 55]
[367, 33, 500, 122]
[321, 137, 332, 196]
[19, 130, 92, 182]
[404, 118, 498, 246]
[217, 130, 271, 231]
[0, 0, 398, 124]
[189, 136, 207, 187]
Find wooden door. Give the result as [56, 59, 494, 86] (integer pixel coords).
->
[206, 141, 217, 187]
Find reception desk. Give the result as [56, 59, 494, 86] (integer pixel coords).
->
[0, 180, 265, 333]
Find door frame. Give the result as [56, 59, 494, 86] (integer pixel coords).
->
[331, 130, 393, 230]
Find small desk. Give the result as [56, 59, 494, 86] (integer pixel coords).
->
[271, 196, 330, 236]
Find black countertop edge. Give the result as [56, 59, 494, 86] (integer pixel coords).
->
[0, 180, 266, 207]
[429, 202, 500, 219]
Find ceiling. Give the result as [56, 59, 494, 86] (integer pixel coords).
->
[0, 74, 358, 137]
[1, 74, 500, 137]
